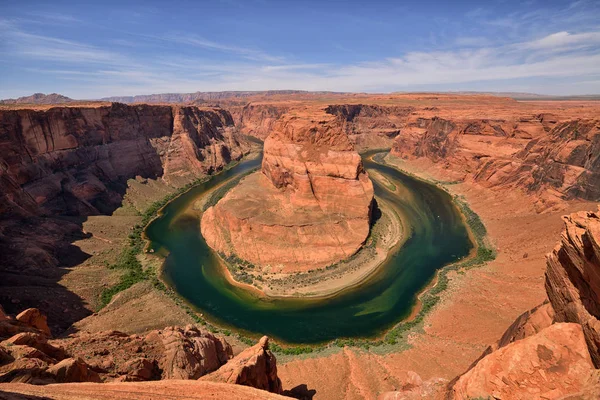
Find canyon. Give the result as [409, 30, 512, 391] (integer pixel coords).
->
[0, 93, 599, 399]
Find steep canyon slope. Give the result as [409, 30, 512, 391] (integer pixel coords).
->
[0, 103, 250, 331]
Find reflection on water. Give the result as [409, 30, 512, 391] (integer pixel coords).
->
[145, 152, 473, 344]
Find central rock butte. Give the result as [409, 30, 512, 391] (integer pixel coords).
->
[201, 108, 374, 273]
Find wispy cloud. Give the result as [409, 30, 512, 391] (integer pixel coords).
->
[163, 34, 285, 63]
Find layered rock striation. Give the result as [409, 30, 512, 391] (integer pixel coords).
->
[546, 207, 600, 367]
[392, 115, 600, 205]
[0, 103, 247, 217]
[201, 109, 374, 272]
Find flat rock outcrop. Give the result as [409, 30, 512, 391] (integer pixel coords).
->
[201, 109, 374, 272]
[0, 380, 290, 400]
[449, 323, 596, 399]
[545, 206, 600, 366]
[202, 336, 282, 394]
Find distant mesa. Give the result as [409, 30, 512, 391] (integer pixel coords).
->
[0, 93, 74, 105]
[201, 108, 374, 273]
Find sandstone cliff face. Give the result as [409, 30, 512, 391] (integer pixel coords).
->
[201, 110, 374, 272]
[546, 206, 600, 367]
[391, 114, 600, 204]
[0, 103, 247, 216]
[325, 104, 413, 150]
[233, 103, 290, 140]
[0, 103, 249, 331]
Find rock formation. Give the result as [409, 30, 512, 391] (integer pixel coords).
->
[202, 336, 282, 394]
[391, 114, 600, 206]
[0, 103, 247, 217]
[0, 308, 244, 385]
[447, 206, 600, 399]
[325, 104, 413, 150]
[201, 109, 374, 272]
[449, 323, 596, 399]
[545, 207, 600, 366]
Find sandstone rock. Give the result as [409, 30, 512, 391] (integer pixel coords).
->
[145, 325, 233, 380]
[496, 301, 555, 348]
[119, 358, 159, 381]
[202, 336, 282, 394]
[46, 358, 102, 383]
[0, 380, 290, 399]
[1, 332, 66, 361]
[545, 206, 600, 367]
[0, 305, 7, 322]
[15, 308, 51, 336]
[449, 323, 596, 400]
[202, 109, 374, 272]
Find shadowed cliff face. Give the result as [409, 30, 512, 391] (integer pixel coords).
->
[0, 104, 245, 217]
[0, 104, 249, 332]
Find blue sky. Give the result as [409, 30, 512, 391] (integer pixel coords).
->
[1, 0, 599, 98]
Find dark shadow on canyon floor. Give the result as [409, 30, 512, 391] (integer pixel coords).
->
[0, 215, 93, 336]
[283, 383, 317, 400]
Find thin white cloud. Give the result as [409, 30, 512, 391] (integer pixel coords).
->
[163, 34, 285, 63]
[523, 31, 600, 49]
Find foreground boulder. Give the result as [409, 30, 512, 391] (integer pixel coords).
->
[15, 309, 51, 337]
[60, 325, 233, 381]
[202, 336, 282, 394]
[202, 109, 374, 272]
[46, 358, 101, 383]
[545, 206, 600, 367]
[448, 206, 600, 399]
[449, 323, 595, 399]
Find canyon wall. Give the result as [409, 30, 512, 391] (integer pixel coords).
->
[0, 103, 250, 328]
[0, 103, 247, 217]
[325, 104, 414, 150]
[391, 114, 600, 205]
[201, 109, 374, 272]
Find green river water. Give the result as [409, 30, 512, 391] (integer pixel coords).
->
[145, 151, 473, 344]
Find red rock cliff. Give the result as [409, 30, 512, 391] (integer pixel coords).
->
[0, 103, 248, 217]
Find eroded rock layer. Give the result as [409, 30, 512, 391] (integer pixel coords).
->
[546, 206, 600, 367]
[201, 109, 374, 272]
[0, 103, 247, 217]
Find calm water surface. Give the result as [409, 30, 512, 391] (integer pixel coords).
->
[145, 151, 473, 344]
